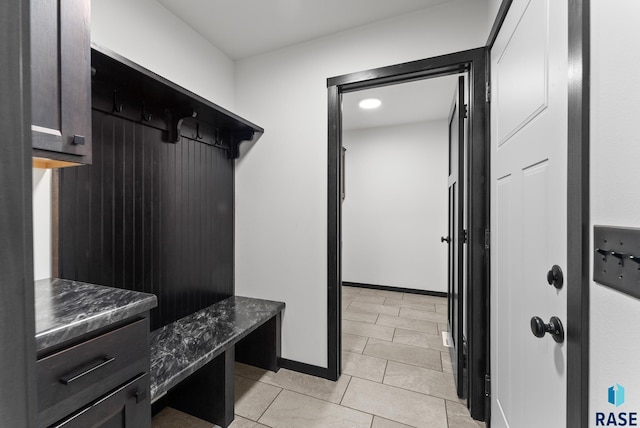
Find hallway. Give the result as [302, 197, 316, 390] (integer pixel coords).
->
[152, 286, 483, 428]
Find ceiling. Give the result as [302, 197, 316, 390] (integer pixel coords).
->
[155, 0, 460, 129]
[342, 75, 460, 131]
[156, 0, 455, 60]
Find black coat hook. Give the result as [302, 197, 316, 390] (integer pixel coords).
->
[196, 123, 203, 140]
[113, 90, 123, 113]
[141, 101, 152, 122]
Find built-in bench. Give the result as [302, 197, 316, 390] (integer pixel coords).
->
[150, 295, 285, 427]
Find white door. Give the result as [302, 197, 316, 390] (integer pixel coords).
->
[490, 0, 568, 427]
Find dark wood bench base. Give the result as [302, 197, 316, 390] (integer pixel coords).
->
[150, 297, 284, 428]
[168, 348, 235, 427]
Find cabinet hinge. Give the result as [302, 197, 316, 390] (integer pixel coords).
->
[463, 104, 468, 119]
[485, 374, 491, 398]
[464, 229, 468, 243]
[485, 81, 491, 103]
[484, 229, 490, 250]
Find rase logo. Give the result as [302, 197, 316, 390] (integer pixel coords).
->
[596, 384, 638, 426]
[610, 384, 626, 407]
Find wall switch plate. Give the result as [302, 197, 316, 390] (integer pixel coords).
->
[593, 225, 640, 299]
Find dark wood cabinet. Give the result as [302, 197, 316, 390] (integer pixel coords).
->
[37, 318, 151, 428]
[51, 374, 150, 428]
[31, 0, 91, 165]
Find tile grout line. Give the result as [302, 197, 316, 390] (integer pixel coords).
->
[253, 386, 284, 425]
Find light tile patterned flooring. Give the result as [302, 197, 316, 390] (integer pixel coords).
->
[152, 286, 484, 428]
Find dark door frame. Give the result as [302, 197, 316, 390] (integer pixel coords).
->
[327, 47, 489, 420]
[0, 0, 38, 426]
[486, 1, 590, 427]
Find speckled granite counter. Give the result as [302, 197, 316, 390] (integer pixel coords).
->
[150, 295, 285, 401]
[35, 278, 157, 352]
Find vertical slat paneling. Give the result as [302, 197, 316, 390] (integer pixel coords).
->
[74, 155, 91, 282]
[59, 164, 77, 279]
[101, 114, 115, 287]
[88, 110, 103, 286]
[123, 118, 135, 291]
[59, 109, 234, 330]
[113, 117, 125, 288]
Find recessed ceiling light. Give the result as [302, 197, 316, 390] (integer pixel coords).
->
[359, 98, 381, 109]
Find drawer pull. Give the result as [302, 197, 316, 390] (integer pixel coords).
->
[59, 357, 116, 385]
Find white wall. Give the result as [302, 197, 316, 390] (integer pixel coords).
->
[589, 1, 640, 421]
[91, 0, 235, 111]
[234, 0, 488, 367]
[33, 169, 51, 280]
[342, 121, 448, 293]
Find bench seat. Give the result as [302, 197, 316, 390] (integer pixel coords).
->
[149, 295, 285, 426]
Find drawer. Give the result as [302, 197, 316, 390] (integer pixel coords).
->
[38, 318, 149, 428]
[50, 373, 150, 428]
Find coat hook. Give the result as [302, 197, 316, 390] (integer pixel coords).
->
[214, 128, 222, 146]
[113, 90, 123, 113]
[196, 122, 203, 140]
[141, 101, 152, 122]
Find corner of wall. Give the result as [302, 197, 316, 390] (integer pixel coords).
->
[32, 168, 51, 280]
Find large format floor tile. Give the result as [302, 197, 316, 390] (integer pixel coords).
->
[341, 377, 448, 428]
[152, 407, 212, 428]
[252, 368, 351, 404]
[342, 309, 379, 324]
[446, 400, 485, 428]
[342, 333, 368, 354]
[401, 293, 447, 304]
[229, 416, 270, 428]
[342, 351, 387, 382]
[358, 288, 405, 299]
[259, 389, 373, 428]
[342, 319, 395, 341]
[384, 298, 437, 312]
[399, 307, 448, 323]
[348, 301, 401, 316]
[234, 375, 281, 421]
[393, 328, 450, 352]
[376, 314, 439, 334]
[349, 294, 387, 304]
[372, 416, 415, 428]
[383, 361, 459, 401]
[364, 338, 442, 370]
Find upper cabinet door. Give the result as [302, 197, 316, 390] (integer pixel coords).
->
[31, 0, 91, 165]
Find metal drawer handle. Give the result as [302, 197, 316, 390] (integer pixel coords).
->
[59, 357, 116, 385]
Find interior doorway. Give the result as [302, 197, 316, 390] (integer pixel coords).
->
[327, 48, 489, 420]
[339, 72, 469, 401]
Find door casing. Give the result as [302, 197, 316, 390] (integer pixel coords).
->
[327, 47, 489, 420]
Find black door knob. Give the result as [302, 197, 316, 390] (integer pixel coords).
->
[546, 265, 564, 289]
[530, 316, 564, 343]
[441, 236, 451, 244]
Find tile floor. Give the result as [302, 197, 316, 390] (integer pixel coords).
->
[152, 286, 485, 428]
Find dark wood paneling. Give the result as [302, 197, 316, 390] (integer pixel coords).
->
[59, 103, 234, 330]
[0, 0, 37, 425]
[168, 349, 234, 428]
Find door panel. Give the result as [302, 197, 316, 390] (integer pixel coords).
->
[491, 0, 568, 427]
[447, 76, 467, 399]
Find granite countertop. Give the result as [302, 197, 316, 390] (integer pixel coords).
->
[35, 278, 157, 352]
[150, 296, 285, 400]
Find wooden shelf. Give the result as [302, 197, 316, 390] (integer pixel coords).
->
[90, 44, 264, 159]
